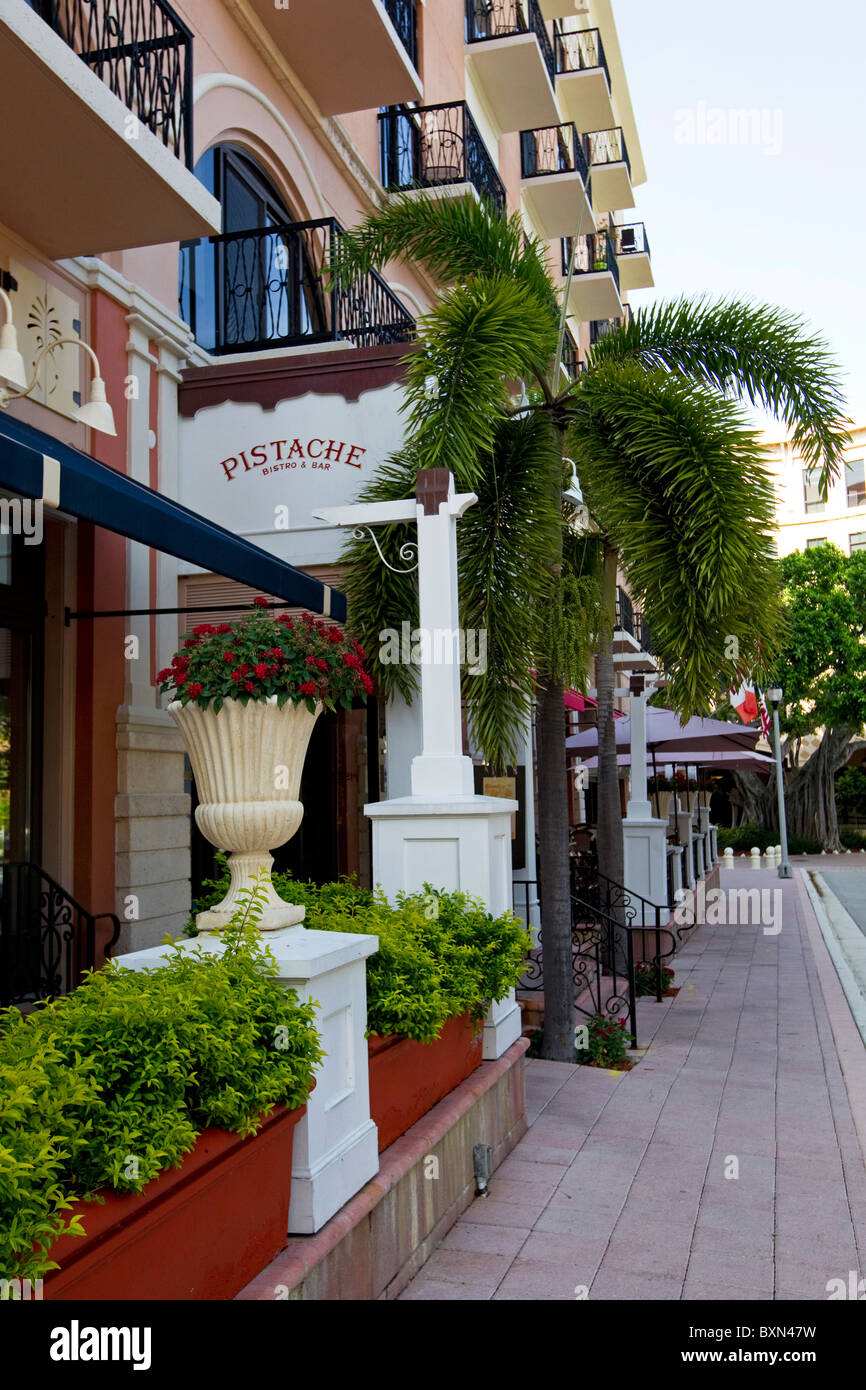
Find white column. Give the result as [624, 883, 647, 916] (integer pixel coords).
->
[626, 689, 652, 819]
[409, 488, 475, 798]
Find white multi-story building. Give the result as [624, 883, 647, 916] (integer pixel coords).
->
[765, 423, 866, 557]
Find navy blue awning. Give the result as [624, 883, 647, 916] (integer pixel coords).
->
[0, 412, 345, 621]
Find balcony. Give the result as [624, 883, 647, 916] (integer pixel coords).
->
[244, 0, 422, 115]
[465, 0, 558, 132]
[589, 304, 630, 346]
[519, 123, 593, 239]
[179, 218, 416, 356]
[0, 0, 219, 258]
[380, 103, 506, 213]
[586, 126, 634, 212]
[562, 231, 623, 322]
[538, 0, 590, 15]
[614, 222, 654, 291]
[613, 586, 658, 673]
[554, 26, 615, 133]
[561, 329, 585, 381]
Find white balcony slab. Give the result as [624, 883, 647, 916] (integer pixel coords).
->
[617, 250, 654, 291]
[1, 1, 220, 258]
[466, 35, 559, 132]
[521, 170, 594, 240]
[589, 160, 635, 213]
[556, 68, 615, 133]
[246, 0, 422, 115]
[568, 270, 623, 323]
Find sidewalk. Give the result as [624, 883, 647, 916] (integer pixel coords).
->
[399, 864, 866, 1300]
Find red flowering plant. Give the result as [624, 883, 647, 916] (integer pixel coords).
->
[156, 597, 373, 715]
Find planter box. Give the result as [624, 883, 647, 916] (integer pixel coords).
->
[368, 1012, 483, 1153]
[43, 1103, 305, 1301]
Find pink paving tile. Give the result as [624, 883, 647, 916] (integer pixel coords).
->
[415, 1247, 515, 1288]
[459, 1197, 544, 1229]
[399, 1278, 493, 1301]
[588, 1269, 683, 1300]
[440, 1223, 531, 1258]
[682, 1279, 773, 1302]
[491, 1258, 600, 1300]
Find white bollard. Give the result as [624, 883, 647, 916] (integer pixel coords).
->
[750, 846, 762, 870]
[762, 847, 774, 869]
[722, 847, 734, 871]
[774, 844, 782, 866]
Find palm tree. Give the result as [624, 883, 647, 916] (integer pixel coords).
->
[331, 196, 848, 1061]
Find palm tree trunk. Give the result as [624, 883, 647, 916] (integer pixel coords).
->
[536, 678, 575, 1059]
[596, 542, 624, 888]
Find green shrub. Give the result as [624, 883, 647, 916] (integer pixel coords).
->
[0, 887, 322, 1284]
[575, 1014, 632, 1068]
[190, 859, 531, 1043]
[717, 823, 823, 855]
[840, 829, 866, 851]
[836, 767, 866, 820]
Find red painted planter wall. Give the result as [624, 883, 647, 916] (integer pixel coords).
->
[43, 1104, 305, 1301]
[368, 1012, 483, 1153]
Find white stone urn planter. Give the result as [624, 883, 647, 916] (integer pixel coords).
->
[170, 695, 321, 932]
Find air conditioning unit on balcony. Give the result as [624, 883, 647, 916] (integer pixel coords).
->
[619, 226, 637, 253]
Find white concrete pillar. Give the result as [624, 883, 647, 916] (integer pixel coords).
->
[677, 812, 695, 890]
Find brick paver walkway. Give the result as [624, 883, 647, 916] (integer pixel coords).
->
[399, 865, 866, 1300]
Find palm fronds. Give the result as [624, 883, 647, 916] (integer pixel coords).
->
[569, 362, 783, 710]
[588, 296, 850, 480]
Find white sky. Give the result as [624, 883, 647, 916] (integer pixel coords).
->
[614, 0, 866, 427]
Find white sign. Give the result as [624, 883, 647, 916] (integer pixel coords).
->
[178, 383, 406, 570]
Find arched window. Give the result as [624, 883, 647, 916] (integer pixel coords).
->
[179, 145, 327, 353]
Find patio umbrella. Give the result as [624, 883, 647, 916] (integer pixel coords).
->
[566, 708, 763, 818]
[565, 707, 761, 754]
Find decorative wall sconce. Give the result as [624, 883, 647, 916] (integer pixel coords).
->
[0, 291, 117, 437]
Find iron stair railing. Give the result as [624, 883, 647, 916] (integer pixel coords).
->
[0, 861, 121, 1008]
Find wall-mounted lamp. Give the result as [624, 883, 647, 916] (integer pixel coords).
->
[0, 313, 117, 437]
[0, 288, 27, 390]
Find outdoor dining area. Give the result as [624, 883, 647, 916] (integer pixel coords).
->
[566, 699, 775, 911]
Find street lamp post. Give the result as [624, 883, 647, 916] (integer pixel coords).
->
[767, 685, 793, 879]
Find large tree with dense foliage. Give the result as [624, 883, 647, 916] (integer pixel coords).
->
[732, 544, 866, 848]
[331, 195, 848, 1060]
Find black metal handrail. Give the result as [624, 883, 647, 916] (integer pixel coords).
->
[179, 217, 416, 355]
[379, 102, 506, 213]
[383, 0, 419, 69]
[586, 126, 631, 176]
[589, 313, 627, 345]
[520, 121, 589, 183]
[553, 23, 610, 88]
[515, 868, 676, 1048]
[616, 221, 650, 259]
[561, 230, 620, 293]
[466, 0, 556, 85]
[0, 861, 120, 1008]
[29, 0, 194, 166]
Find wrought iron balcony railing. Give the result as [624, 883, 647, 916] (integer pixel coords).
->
[0, 861, 120, 1008]
[383, 0, 419, 69]
[179, 217, 416, 355]
[561, 329, 583, 379]
[553, 23, 610, 89]
[586, 126, 631, 175]
[27, 0, 194, 166]
[615, 222, 650, 259]
[520, 121, 589, 184]
[465, 0, 556, 86]
[562, 230, 621, 292]
[379, 102, 506, 213]
[589, 303, 630, 345]
[615, 585, 635, 637]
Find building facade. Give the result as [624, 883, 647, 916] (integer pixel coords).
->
[765, 423, 866, 558]
[0, 0, 650, 993]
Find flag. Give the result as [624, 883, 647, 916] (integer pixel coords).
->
[730, 678, 759, 724]
[758, 690, 771, 742]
